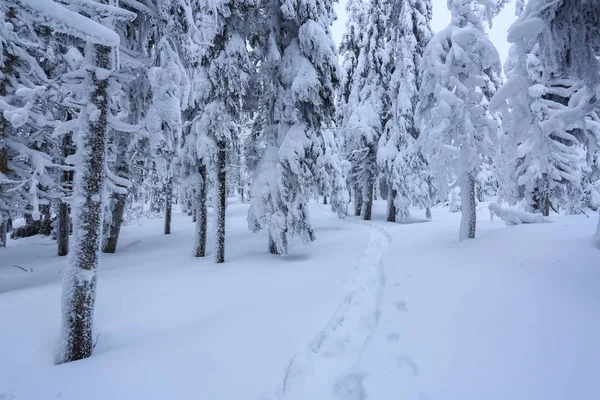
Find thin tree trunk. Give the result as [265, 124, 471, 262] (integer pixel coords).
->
[164, 177, 172, 235]
[0, 217, 6, 248]
[101, 192, 126, 253]
[425, 207, 432, 220]
[61, 44, 112, 363]
[386, 187, 397, 222]
[214, 141, 226, 263]
[58, 133, 74, 256]
[459, 173, 476, 241]
[193, 162, 207, 257]
[268, 231, 287, 255]
[354, 186, 362, 216]
[57, 201, 70, 256]
[323, 195, 328, 205]
[362, 179, 374, 221]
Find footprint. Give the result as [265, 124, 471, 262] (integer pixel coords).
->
[395, 301, 408, 312]
[396, 354, 419, 376]
[386, 333, 400, 343]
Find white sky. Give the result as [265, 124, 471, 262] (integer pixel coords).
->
[331, 0, 518, 65]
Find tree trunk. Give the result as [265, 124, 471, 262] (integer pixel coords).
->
[101, 192, 126, 253]
[102, 133, 131, 253]
[386, 188, 397, 222]
[323, 195, 328, 205]
[354, 186, 362, 216]
[57, 201, 70, 256]
[58, 133, 74, 256]
[60, 44, 112, 363]
[362, 180, 374, 221]
[214, 141, 226, 263]
[0, 217, 6, 248]
[459, 173, 476, 241]
[193, 162, 207, 257]
[268, 231, 287, 255]
[425, 207, 432, 220]
[164, 177, 172, 235]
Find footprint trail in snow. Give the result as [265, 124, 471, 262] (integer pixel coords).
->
[266, 222, 392, 400]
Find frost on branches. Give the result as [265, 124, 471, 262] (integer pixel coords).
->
[491, 0, 600, 221]
[248, 0, 341, 254]
[417, 0, 501, 241]
[378, 0, 434, 223]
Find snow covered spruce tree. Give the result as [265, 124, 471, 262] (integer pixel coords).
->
[248, 0, 340, 254]
[192, 0, 255, 263]
[417, 0, 501, 240]
[343, 0, 391, 220]
[491, 0, 598, 217]
[338, 0, 367, 215]
[0, 3, 70, 249]
[377, 0, 434, 222]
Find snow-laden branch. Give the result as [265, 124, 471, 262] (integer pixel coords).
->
[489, 203, 546, 225]
[13, 0, 120, 47]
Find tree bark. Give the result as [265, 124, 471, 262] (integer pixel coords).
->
[386, 187, 397, 222]
[101, 192, 126, 253]
[459, 173, 476, 241]
[354, 186, 362, 217]
[362, 180, 374, 221]
[61, 44, 112, 363]
[0, 217, 6, 248]
[58, 133, 74, 256]
[214, 141, 227, 263]
[102, 133, 130, 253]
[57, 201, 70, 256]
[164, 177, 172, 235]
[193, 162, 207, 257]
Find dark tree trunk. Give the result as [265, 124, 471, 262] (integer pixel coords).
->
[386, 188, 397, 222]
[164, 177, 172, 235]
[57, 201, 70, 256]
[425, 207, 432, 220]
[0, 218, 6, 248]
[268, 232, 287, 255]
[354, 186, 362, 217]
[192, 206, 197, 223]
[102, 133, 130, 253]
[194, 162, 207, 257]
[459, 173, 476, 241]
[362, 180, 374, 221]
[61, 44, 112, 363]
[214, 141, 227, 263]
[58, 133, 74, 256]
[323, 195, 328, 205]
[101, 192, 126, 253]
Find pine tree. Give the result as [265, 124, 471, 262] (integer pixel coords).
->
[344, 0, 391, 220]
[417, 0, 501, 241]
[248, 0, 340, 254]
[378, 0, 433, 222]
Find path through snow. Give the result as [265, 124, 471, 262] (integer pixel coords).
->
[268, 220, 392, 400]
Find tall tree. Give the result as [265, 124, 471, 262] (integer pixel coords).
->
[378, 0, 434, 222]
[417, 0, 501, 241]
[248, 0, 340, 254]
[344, 0, 391, 220]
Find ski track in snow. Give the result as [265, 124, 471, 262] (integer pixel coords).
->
[265, 220, 392, 400]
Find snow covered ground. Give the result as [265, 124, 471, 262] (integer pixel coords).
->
[1, 201, 599, 400]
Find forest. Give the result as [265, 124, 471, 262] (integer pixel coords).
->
[1, 0, 599, 398]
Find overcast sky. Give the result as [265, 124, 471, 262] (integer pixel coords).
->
[331, 0, 518, 65]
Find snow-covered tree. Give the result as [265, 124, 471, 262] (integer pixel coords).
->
[378, 0, 433, 222]
[491, 0, 600, 219]
[248, 0, 340, 254]
[344, 0, 391, 220]
[338, 0, 367, 215]
[417, 0, 501, 241]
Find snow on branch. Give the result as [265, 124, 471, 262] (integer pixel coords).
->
[13, 0, 120, 47]
[489, 203, 546, 225]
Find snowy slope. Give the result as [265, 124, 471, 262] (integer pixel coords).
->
[1, 201, 599, 400]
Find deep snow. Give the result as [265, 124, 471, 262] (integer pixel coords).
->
[1, 201, 599, 400]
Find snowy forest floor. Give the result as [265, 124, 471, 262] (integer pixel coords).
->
[1, 200, 599, 400]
